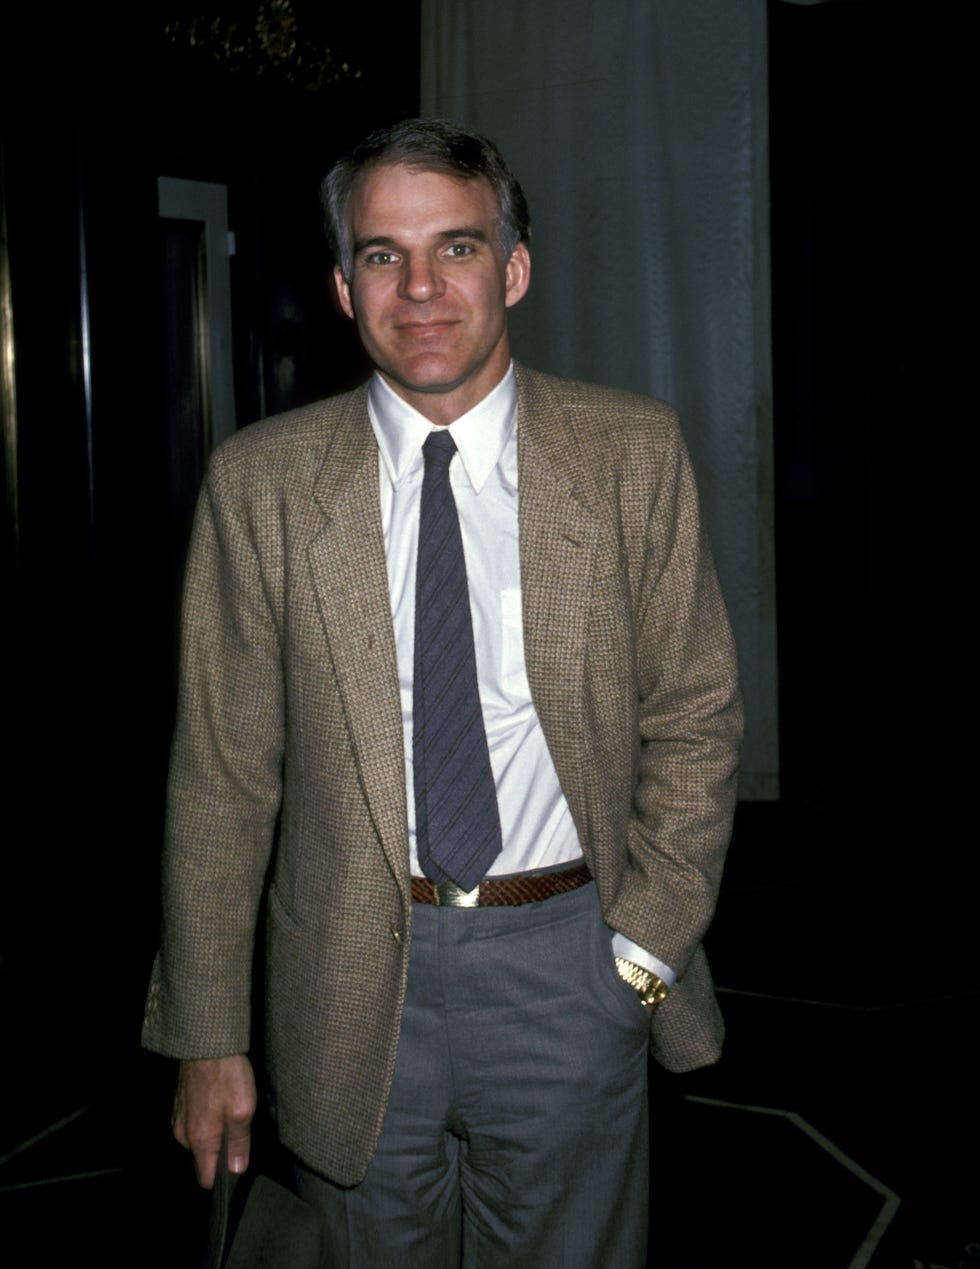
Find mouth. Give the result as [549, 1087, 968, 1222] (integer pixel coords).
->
[394, 319, 458, 336]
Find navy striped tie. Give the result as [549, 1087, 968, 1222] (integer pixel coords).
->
[413, 429, 502, 891]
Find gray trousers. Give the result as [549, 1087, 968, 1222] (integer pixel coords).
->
[295, 880, 650, 1267]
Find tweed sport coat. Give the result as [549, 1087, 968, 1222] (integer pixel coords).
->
[142, 363, 743, 1185]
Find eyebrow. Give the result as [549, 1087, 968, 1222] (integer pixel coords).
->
[353, 235, 398, 253]
[437, 227, 491, 243]
[353, 227, 492, 254]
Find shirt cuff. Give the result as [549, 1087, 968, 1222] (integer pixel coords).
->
[610, 933, 676, 990]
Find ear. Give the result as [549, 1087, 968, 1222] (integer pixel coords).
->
[504, 243, 531, 309]
[333, 265, 355, 320]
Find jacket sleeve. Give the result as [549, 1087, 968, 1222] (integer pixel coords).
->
[605, 409, 743, 985]
[142, 448, 285, 1059]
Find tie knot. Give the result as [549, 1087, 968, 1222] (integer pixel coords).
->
[423, 429, 457, 472]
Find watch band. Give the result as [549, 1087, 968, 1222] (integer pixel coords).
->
[614, 956, 669, 1008]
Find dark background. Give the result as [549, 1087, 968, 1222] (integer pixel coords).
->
[1, 3, 972, 1266]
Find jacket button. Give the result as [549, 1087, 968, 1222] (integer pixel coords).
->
[391, 926, 403, 943]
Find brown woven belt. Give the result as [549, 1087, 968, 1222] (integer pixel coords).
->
[411, 862, 592, 908]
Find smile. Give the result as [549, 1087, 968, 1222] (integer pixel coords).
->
[394, 320, 459, 336]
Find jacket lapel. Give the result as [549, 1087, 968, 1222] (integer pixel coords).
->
[306, 390, 410, 893]
[515, 366, 602, 847]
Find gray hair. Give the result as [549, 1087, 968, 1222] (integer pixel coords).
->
[322, 117, 531, 281]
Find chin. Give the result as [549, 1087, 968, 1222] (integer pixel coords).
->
[388, 358, 466, 394]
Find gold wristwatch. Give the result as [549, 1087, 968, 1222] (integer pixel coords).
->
[614, 956, 669, 1008]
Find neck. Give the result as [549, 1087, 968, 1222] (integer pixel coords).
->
[378, 350, 513, 427]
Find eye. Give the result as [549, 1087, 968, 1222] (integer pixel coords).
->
[445, 242, 475, 258]
[364, 250, 399, 266]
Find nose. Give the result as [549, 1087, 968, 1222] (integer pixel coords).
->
[399, 252, 443, 303]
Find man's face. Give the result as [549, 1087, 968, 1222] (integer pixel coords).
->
[334, 162, 530, 425]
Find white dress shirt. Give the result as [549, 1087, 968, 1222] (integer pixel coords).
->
[367, 365, 674, 986]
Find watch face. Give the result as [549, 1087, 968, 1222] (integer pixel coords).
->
[642, 979, 668, 1006]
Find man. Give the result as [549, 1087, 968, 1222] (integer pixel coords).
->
[143, 118, 742, 1267]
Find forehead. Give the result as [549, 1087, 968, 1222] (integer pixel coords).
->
[347, 162, 500, 240]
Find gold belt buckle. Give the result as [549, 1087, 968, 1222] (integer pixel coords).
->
[434, 880, 481, 908]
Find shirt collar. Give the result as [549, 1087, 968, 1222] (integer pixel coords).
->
[368, 364, 517, 494]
